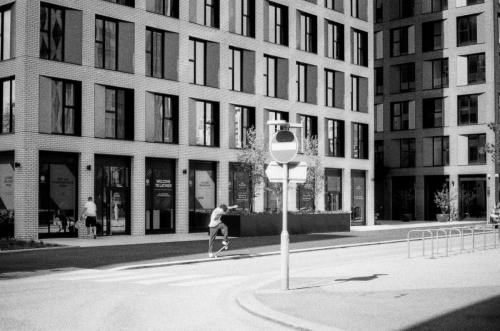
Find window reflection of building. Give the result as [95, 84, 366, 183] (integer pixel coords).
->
[229, 163, 252, 210]
[146, 158, 175, 234]
[325, 169, 342, 211]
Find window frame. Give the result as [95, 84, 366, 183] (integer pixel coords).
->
[297, 62, 307, 103]
[147, 0, 179, 18]
[468, 134, 486, 165]
[326, 20, 344, 60]
[326, 118, 344, 157]
[458, 94, 479, 126]
[95, 16, 118, 71]
[400, 138, 416, 168]
[431, 58, 448, 89]
[423, 97, 444, 128]
[0, 76, 14, 134]
[264, 55, 278, 98]
[104, 86, 126, 139]
[457, 14, 478, 47]
[145, 27, 165, 79]
[51, 79, 79, 136]
[351, 122, 368, 160]
[189, 37, 207, 86]
[230, 47, 243, 92]
[268, 1, 287, 46]
[0, 5, 12, 61]
[391, 101, 410, 131]
[466, 53, 485, 84]
[40, 3, 65, 62]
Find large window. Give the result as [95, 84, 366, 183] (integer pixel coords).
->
[390, 26, 415, 57]
[352, 122, 368, 159]
[264, 55, 277, 97]
[375, 67, 383, 95]
[105, 87, 127, 139]
[146, 28, 164, 78]
[352, 29, 368, 67]
[400, 139, 416, 168]
[95, 17, 117, 70]
[467, 53, 485, 84]
[327, 119, 344, 157]
[298, 114, 317, 153]
[298, 11, 317, 53]
[146, 0, 179, 17]
[325, 168, 342, 211]
[0, 5, 12, 61]
[189, 38, 206, 85]
[154, 94, 177, 143]
[399, 0, 414, 18]
[424, 0, 447, 13]
[326, 0, 343, 13]
[423, 98, 444, 128]
[457, 14, 478, 46]
[230, 47, 243, 92]
[350, 0, 367, 20]
[40, 4, 64, 62]
[431, 58, 448, 89]
[0, 77, 14, 134]
[268, 1, 288, 46]
[195, 100, 218, 147]
[326, 21, 344, 60]
[422, 20, 443, 52]
[458, 94, 478, 125]
[50, 79, 80, 135]
[297, 62, 307, 102]
[326, 69, 343, 108]
[468, 134, 486, 164]
[232, 0, 254, 37]
[233, 105, 255, 148]
[267, 110, 288, 138]
[351, 75, 368, 113]
[399, 63, 415, 92]
[204, 0, 219, 28]
[391, 101, 414, 131]
[423, 136, 449, 166]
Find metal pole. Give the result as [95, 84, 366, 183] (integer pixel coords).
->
[281, 162, 289, 290]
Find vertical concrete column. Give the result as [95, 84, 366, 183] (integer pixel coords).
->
[218, 162, 229, 206]
[487, 174, 496, 219]
[365, 169, 375, 226]
[253, 182, 265, 212]
[450, 173, 459, 221]
[79, 152, 94, 238]
[176, 158, 189, 234]
[13, 149, 38, 240]
[316, 177, 325, 212]
[343, 169, 352, 216]
[385, 177, 392, 220]
[415, 175, 425, 220]
[131, 156, 145, 236]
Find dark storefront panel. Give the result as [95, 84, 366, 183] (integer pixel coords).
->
[39, 151, 79, 238]
[351, 170, 366, 225]
[296, 184, 314, 210]
[392, 176, 415, 221]
[325, 168, 342, 211]
[229, 163, 252, 211]
[189, 161, 217, 232]
[0, 152, 14, 238]
[459, 175, 486, 219]
[95, 155, 131, 236]
[146, 158, 175, 234]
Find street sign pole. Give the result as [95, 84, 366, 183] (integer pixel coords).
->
[281, 162, 289, 290]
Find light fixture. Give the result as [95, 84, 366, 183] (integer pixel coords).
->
[183, 169, 187, 174]
[14, 162, 21, 168]
[86, 165, 92, 171]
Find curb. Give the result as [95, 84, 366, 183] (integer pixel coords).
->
[0, 245, 69, 254]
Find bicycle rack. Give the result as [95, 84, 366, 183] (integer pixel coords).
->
[407, 229, 434, 258]
[443, 228, 462, 256]
[460, 226, 474, 253]
[434, 228, 449, 257]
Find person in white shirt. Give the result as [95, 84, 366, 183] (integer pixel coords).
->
[208, 204, 237, 258]
[82, 197, 97, 239]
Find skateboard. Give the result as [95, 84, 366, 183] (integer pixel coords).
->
[214, 241, 230, 257]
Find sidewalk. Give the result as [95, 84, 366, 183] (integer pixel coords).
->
[237, 240, 500, 331]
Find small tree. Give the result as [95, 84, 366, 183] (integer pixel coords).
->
[236, 127, 267, 212]
[434, 184, 451, 214]
[302, 135, 324, 210]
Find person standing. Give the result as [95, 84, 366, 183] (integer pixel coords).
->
[82, 197, 97, 239]
[208, 204, 237, 258]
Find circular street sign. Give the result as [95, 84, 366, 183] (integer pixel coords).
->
[270, 130, 298, 164]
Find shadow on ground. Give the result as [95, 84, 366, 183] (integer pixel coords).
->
[404, 294, 500, 330]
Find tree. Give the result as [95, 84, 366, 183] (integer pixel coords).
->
[301, 135, 324, 210]
[236, 127, 267, 212]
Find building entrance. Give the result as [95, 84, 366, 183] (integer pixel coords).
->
[351, 170, 366, 225]
[459, 175, 486, 219]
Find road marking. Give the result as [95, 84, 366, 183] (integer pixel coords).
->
[134, 274, 205, 285]
[59, 270, 147, 281]
[172, 276, 243, 287]
[94, 272, 172, 282]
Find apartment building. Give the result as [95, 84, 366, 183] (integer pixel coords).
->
[374, 0, 499, 221]
[0, 0, 373, 240]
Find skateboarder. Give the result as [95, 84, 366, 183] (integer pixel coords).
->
[208, 204, 237, 258]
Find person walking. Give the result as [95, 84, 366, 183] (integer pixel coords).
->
[208, 204, 237, 258]
[82, 196, 97, 239]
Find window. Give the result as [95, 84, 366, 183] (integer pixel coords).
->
[146, 0, 179, 17]
[375, 67, 383, 95]
[467, 53, 485, 84]
[375, 31, 383, 60]
[195, 100, 218, 147]
[457, 0, 484, 7]
[423, 136, 449, 166]
[399, 63, 415, 92]
[457, 15, 478, 46]
[375, 104, 383, 132]
[422, 21, 443, 52]
[298, 11, 316, 53]
[95, 17, 117, 70]
[326, 69, 343, 108]
[232, 0, 255, 37]
[40, 4, 64, 62]
[375, 140, 384, 167]
[352, 29, 368, 66]
[154, 94, 177, 143]
[299, 115, 317, 153]
[0, 77, 14, 134]
[391, 101, 415, 131]
[350, 0, 367, 20]
[103, 0, 135, 6]
[327, 119, 344, 157]
[264, 55, 277, 97]
[233, 106, 255, 148]
[204, 0, 219, 28]
[189, 38, 206, 85]
[267, 1, 288, 46]
[351, 75, 368, 113]
[399, 0, 414, 18]
[352, 122, 368, 159]
[326, 21, 344, 60]
[0, 5, 12, 61]
[146, 28, 164, 79]
[268, 110, 288, 138]
[423, 98, 444, 128]
[468, 134, 486, 164]
[326, 0, 343, 13]
[423, 0, 447, 13]
[458, 94, 479, 125]
[230, 47, 243, 92]
[390, 26, 415, 57]
[105, 87, 127, 139]
[375, 0, 383, 22]
[431, 58, 448, 89]
[50, 79, 80, 135]
[297, 63, 307, 102]
[400, 139, 416, 168]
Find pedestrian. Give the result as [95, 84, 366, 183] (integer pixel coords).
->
[82, 196, 97, 239]
[208, 204, 238, 258]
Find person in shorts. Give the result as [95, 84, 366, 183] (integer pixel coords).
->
[82, 197, 97, 239]
[208, 204, 237, 258]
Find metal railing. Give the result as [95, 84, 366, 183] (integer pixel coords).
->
[407, 224, 499, 258]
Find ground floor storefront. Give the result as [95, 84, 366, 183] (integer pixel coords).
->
[1, 149, 373, 240]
